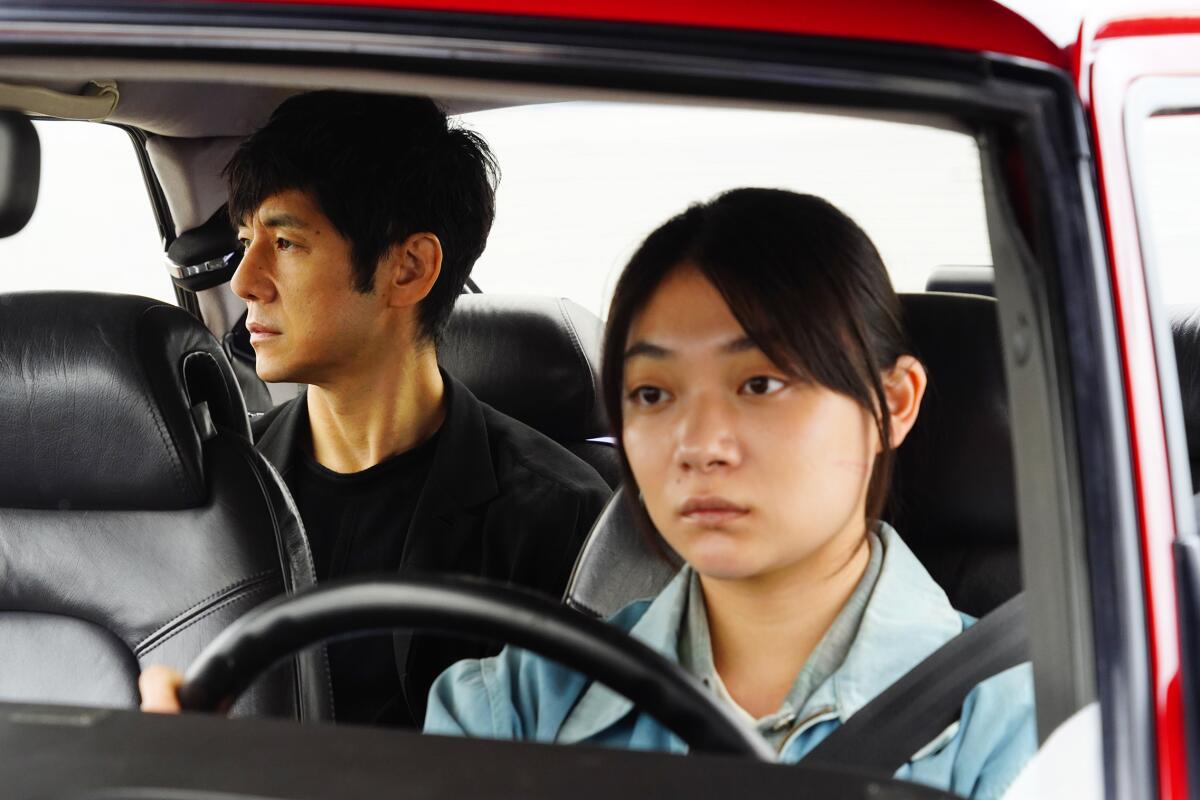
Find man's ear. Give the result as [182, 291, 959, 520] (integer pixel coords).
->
[382, 232, 442, 309]
[881, 355, 928, 450]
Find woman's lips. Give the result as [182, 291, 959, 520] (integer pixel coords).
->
[679, 496, 749, 525]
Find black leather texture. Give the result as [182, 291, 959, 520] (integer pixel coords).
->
[887, 293, 1016, 616]
[0, 292, 250, 510]
[436, 294, 608, 442]
[0, 292, 329, 720]
[567, 293, 1019, 619]
[565, 487, 680, 619]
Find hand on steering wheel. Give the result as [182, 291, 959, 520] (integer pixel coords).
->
[175, 575, 775, 761]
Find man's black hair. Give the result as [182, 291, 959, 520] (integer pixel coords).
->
[225, 90, 499, 344]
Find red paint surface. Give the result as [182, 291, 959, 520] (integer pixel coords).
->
[211, 0, 1067, 67]
[1082, 27, 1200, 800]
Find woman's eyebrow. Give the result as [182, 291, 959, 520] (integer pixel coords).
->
[624, 340, 671, 360]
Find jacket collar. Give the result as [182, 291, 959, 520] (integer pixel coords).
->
[396, 370, 500, 571]
[253, 370, 499, 516]
[556, 524, 964, 745]
[557, 568, 690, 745]
[253, 392, 308, 477]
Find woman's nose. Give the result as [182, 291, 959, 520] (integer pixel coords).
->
[674, 395, 741, 472]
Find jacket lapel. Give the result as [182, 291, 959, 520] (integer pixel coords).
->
[252, 392, 308, 478]
[393, 372, 500, 703]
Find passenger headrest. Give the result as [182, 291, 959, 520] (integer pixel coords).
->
[0, 292, 250, 510]
[887, 293, 1015, 548]
[439, 294, 607, 441]
[1171, 306, 1200, 493]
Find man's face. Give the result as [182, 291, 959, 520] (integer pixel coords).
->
[230, 189, 387, 386]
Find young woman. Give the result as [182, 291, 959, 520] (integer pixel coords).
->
[423, 188, 1036, 799]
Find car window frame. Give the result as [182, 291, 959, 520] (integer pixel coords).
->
[0, 5, 1136, 796]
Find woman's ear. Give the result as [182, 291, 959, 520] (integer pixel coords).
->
[382, 232, 443, 309]
[882, 355, 927, 449]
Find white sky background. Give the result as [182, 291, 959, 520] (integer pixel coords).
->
[465, 103, 991, 315]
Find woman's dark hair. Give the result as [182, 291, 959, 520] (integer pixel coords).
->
[601, 188, 912, 526]
[225, 90, 499, 346]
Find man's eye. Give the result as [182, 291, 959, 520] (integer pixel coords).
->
[276, 238, 294, 251]
[237, 237, 252, 248]
[627, 386, 670, 406]
[740, 376, 786, 396]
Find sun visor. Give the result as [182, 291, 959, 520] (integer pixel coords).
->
[0, 111, 39, 237]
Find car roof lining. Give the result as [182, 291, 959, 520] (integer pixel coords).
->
[0, 55, 976, 234]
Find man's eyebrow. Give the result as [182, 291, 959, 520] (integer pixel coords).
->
[259, 213, 310, 230]
[721, 336, 758, 354]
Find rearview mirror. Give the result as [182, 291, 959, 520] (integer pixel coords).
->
[0, 110, 39, 237]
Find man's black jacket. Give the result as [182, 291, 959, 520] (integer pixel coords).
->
[250, 372, 611, 726]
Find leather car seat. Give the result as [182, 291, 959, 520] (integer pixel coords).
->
[0, 292, 331, 719]
[566, 293, 1019, 619]
[438, 294, 618, 488]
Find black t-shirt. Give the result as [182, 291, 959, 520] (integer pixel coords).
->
[288, 432, 439, 726]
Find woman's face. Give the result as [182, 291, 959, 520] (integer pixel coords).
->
[621, 266, 884, 583]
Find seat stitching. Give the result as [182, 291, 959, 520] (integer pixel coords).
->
[135, 582, 276, 658]
[134, 304, 192, 500]
[555, 299, 597, 423]
[134, 568, 277, 652]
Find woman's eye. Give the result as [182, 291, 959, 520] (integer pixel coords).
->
[741, 376, 786, 396]
[627, 386, 670, 406]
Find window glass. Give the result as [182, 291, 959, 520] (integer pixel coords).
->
[461, 102, 992, 316]
[0, 120, 172, 302]
[1139, 113, 1200, 304]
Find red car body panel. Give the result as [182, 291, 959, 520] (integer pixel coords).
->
[216, 0, 1068, 68]
[1080, 16, 1200, 800]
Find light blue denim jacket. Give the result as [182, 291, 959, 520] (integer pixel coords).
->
[425, 526, 1036, 799]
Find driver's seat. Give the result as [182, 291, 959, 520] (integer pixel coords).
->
[0, 292, 331, 718]
[566, 292, 1018, 619]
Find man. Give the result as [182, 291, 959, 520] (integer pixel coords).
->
[141, 91, 610, 727]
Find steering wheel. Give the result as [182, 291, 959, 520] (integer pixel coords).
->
[177, 575, 775, 761]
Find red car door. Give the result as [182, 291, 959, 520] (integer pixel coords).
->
[1081, 12, 1200, 800]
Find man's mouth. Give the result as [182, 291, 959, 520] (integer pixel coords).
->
[246, 321, 281, 344]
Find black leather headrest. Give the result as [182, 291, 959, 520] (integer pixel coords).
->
[0, 293, 250, 510]
[1171, 307, 1200, 493]
[924, 266, 995, 297]
[887, 293, 1015, 548]
[439, 295, 607, 441]
[0, 111, 39, 238]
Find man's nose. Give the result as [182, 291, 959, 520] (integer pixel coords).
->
[674, 394, 741, 473]
[229, 241, 274, 303]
